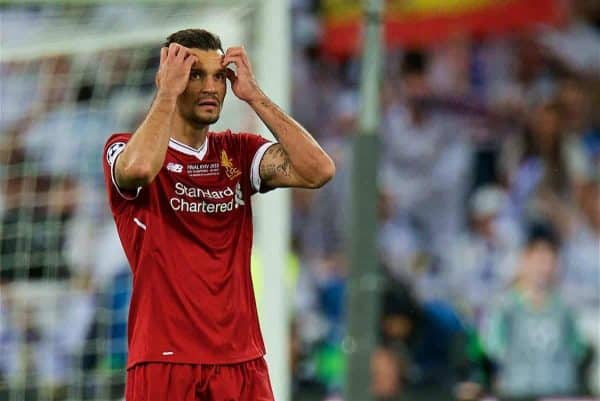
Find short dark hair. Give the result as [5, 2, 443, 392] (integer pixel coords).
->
[164, 29, 223, 52]
[401, 49, 428, 76]
[525, 221, 560, 251]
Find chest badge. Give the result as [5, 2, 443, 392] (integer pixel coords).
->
[221, 150, 241, 180]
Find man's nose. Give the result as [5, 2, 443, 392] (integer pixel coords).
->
[202, 77, 218, 93]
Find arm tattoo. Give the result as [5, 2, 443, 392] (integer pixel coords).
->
[261, 144, 292, 180]
[258, 99, 292, 142]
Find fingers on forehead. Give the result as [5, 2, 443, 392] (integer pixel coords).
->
[168, 43, 191, 54]
[185, 55, 197, 66]
[223, 54, 243, 62]
[226, 46, 245, 54]
[223, 55, 246, 69]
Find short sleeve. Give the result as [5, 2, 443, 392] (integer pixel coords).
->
[238, 133, 275, 194]
[102, 133, 142, 210]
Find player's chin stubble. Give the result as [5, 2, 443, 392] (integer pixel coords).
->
[185, 111, 219, 127]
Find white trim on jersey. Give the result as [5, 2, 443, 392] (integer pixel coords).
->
[250, 142, 276, 193]
[109, 147, 142, 200]
[133, 217, 147, 230]
[168, 136, 209, 160]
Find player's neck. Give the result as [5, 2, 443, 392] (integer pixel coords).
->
[171, 114, 210, 150]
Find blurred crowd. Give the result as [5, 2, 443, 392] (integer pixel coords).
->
[0, 2, 599, 401]
[288, 1, 599, 400]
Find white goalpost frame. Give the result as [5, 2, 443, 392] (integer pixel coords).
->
[252, 1, 291, 401]
[0, 1, 291, 400]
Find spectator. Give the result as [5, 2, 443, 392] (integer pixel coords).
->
[562, 179, 600, 394]
[295, 89, 356, 258]
[376, 279, 468, 400]
[499, 100, 586, 233]
[556, 76, 599, 175]
[378, 190, 424, 288]
[483, 222, 586, 400]
[539, 0, 600, 76]
[448, 185, 521, 327]
[562, 179, 600, 318]
[379, 50, 472, 263]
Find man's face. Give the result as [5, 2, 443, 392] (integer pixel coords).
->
[402, 73, 429, 104]
[177, 48, 227, 126]
[522, 241, 558, 289]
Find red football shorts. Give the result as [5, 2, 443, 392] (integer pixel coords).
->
[125, 358, 275, 401]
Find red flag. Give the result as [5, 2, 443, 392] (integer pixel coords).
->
[321, 0, 567, 58]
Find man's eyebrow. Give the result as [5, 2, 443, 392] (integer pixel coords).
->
[189, 67, 227, 74]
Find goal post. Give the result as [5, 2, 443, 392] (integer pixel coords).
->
[252, 1, 292, 400]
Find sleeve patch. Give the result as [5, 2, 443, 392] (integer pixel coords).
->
[106, 142, 126, 166]
[250, 142, 276, 193]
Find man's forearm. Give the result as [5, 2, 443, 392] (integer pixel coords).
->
[248, 94, 334, 185]
[116, 94, 177, 188]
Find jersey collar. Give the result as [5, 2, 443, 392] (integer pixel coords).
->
[168, 136, 209, 160]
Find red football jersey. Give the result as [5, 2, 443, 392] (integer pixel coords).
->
[102, 130, 274, 368]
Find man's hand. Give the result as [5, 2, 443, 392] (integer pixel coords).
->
[155, 43, 197, 99]
[222, 46, 335, 190]
[222, 46, 264, 103]
[116, 43, 195, 190]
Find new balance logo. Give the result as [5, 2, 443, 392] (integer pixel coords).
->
[166, 162, 183, 173]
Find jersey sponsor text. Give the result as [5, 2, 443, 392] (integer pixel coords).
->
[170, 182, 245, 213]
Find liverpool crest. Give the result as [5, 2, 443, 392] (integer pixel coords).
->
[220, 150, 242, 180]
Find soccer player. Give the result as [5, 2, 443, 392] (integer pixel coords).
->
[102, 29, 335, 401]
